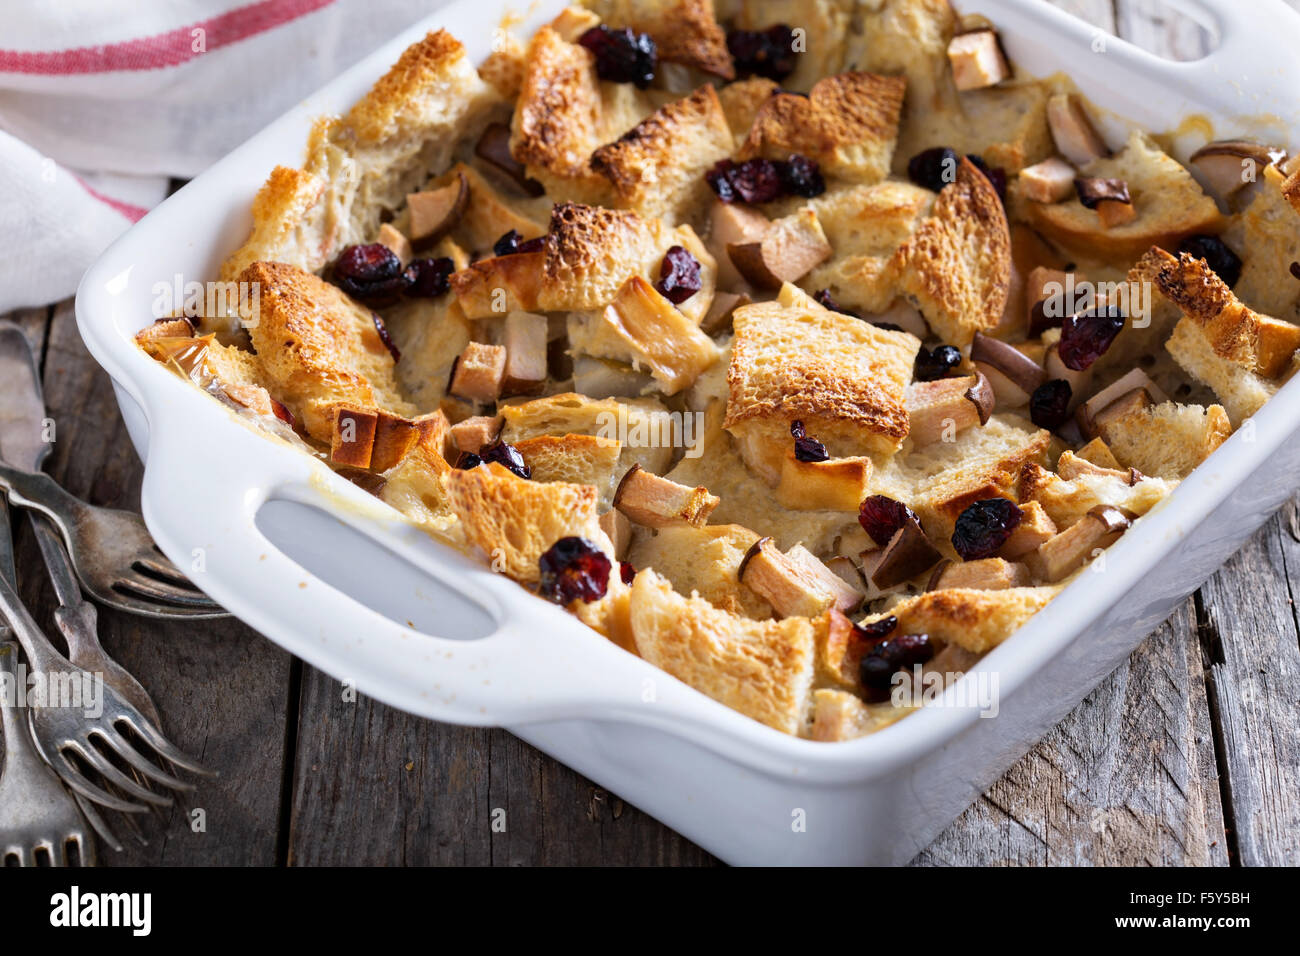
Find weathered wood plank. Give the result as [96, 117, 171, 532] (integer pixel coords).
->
[917, 599, 1228, 865]
[288, 668, 717, 865]
[1197, 509, 1300, 866]
[11, 301, 293, 865]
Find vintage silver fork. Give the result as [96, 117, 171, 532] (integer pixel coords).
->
[0, 462, 226, 619]
[0, 570, 211, 815]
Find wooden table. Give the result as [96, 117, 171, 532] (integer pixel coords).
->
[3, 0, 1298, 866]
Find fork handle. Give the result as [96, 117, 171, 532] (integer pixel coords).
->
[0, 573, 75, 679]
[0, 462, 91, 543]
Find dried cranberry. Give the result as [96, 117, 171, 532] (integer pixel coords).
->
[952, 498, 1023, 560]
[404, 257, 454, 298]
[779, 154, 825, 198]
[333, 243, 411, 303]
[726, 25, 798, 81]
[907, 147, 960, 193]
[372, 313, 401, 362]
[479, 440, 531, 480]
[577, 26, 657, 88]
[858, 495, 919, 547]
[914, 344, 962, 381]
[1291, 261, 1300, 281]
[620, 562, 636, 585]
[1058, 306, 1125, 371]
[1029, 379, 1072, 430]
[790, 420, 829, 463]
[492, 230, 545, 257]
[538, 537, 612, 605]
[859, 634, 932, 690]
[814, 289, 859, 318]
[966, 154, 1007, 204]
[1178, 235, 1242, 289]
[455, 451, 483, 469]
[854, 615, 897, 643]
[706, 158, 784, 204]
[656, 245, 702, 304]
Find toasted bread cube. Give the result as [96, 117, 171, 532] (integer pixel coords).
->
[739, 537, 841, 619]
[450, 250, 544, 318]
[1027, 505, 1130, 582]
[135, 317, 195, 343]
[501, 311, 548, 395]
[599, 508, 632, 561]
[776, 453, 872, 512]
[947, 29, 1010, 91]
[1019, 157, 1077, 204]
[614, 464, 719, 529]
[1096, 199, 1137, 228]
[376, 223, 412, 265]
[931, 557, 1031, 590]
[996, 499, 1057, 559]
[1254, 314, 1300, 378]
[449, 415, 503, 454]
[859, 585, 1061, 654]
[1075, 436, 1122, 469]
[907, 374, 991, 448]
[330, 404, 380, 468]
[450, 342, 506, 403]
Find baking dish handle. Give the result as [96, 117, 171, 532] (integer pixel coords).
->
[1154, 0, 1300, 79]
[135, 392, 665, 731]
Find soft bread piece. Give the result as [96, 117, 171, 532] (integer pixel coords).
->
[572, 577, 637, 652]
[1097, 400, 1231, 481]
[381, 296, 473, 412]
[739, 72, 907, 184]
[1018, 462, 1174, 529]
[567, 276, 722, 394]
[809, 689, 914, 742]
[585, 0, 734, 78]
[801, 180, 934, 314]
[380, 444, 460, 540]
[220, 32, 499, 281]
[716, 77, 779, 140]
[668, 399, 862, 555]
[444, 464, 607, 585]
[499, 392, 675, 475]
[843, 0, 957, 115]
[899, 80, 1054, 178]
[590, 85, 734, 224]
[1134, 247, 1296, 424]
[628, 570, 817, 734]
[513, 433, 624, 509]
[626, 523, 774, 619]
[861, 585, 1061, 654]
[509, 25, 652, 203]
[241, 262, 414, 440]
[1222, 164, 1300, 322]
[873, 414, 1050, 541]
[891, 157, 1011, 346]
[724, 285, 921, 482]
[452, 203, 714, 319]
[1024, 131, 1224, 264]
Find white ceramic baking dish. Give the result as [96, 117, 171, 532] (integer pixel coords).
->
[74, 0, 1300, 865]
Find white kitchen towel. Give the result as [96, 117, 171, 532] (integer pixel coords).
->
[0, 0, 450, 312]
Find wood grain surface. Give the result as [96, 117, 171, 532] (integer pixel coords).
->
[1, 0, 1297, 866]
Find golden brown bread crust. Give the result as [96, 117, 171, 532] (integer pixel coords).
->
[1132, 247, 1235, 327]
[716, 77, 778, 139]
[625, 523, 774, 619]
[513, 433, 624, 507]
[629, 570, 816, 733]
[538, 202, 677, 311]
[241, 261, 412, 440]
[345, 30, 471, 143]
[590, 85, 734, 223]
[445, 464, 605, 584]
[891, 157, 1011, 346]
[218, 165, 326, 283]
[724, 288, 921, 466]
[739, 72, 907, 184]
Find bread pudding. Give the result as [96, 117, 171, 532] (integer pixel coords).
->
[135, 0, 1300, 741]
